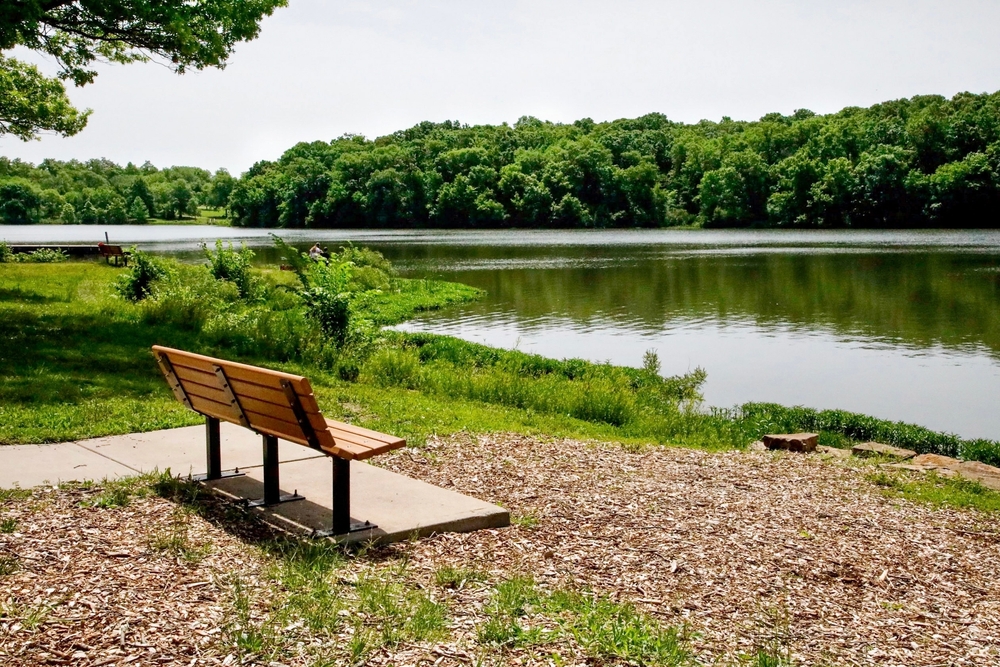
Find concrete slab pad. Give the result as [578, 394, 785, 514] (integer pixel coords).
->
[0, 443, 135, 488]
[76, 422, 325, 477]
[2, 424, 509, 545]
[207, 457, 509, 544]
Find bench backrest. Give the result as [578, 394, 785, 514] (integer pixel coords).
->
[99, 244, 124, 256]
[152, 345, 339, 455]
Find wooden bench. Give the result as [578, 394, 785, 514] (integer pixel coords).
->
[152, 345, 405, 535]
[98, 243, 129, 266]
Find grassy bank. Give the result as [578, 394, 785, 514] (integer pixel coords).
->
[2, 248, 999, 470]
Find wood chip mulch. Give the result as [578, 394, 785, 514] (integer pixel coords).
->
[0, 486, 268, 667]
[379, 433, 1000, 666]
[2, 434, 999, 666]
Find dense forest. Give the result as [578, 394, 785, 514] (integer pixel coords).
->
[228, 90, 1000, 229]
[3, 90, 1000, 228]
[0, 158, 234, 224]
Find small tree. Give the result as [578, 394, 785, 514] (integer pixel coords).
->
[173, 181, 192, 218]
[272, 236, 354, 346]
[0, 181, 42, 224]
[79, 199, 98, 225]
[60, 202, 76, 224]
[128, 177, 156, 217]
[128, 197, 149, 224]
[105, 197, 128, 224]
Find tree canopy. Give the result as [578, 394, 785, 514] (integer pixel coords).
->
[0, 156, 229, 224]
[0, 0, 286, 140]
[227, 91, 1000, 230]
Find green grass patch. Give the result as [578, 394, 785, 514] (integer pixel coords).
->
[0, 517, 17, 533]
[0, 487, 31, 503]
[0, 555, 18, 576]
[147, 506, 212, 563]
[354, 278, 484, 327]
[80, 474, 157, 508]
[434, 565, 487, 589]
[867, 469, 1000, 513]
[510, 510, 540, 529]
[476, 575, 693, 665]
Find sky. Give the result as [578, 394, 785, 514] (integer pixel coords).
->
[3, 0, 1000, 175]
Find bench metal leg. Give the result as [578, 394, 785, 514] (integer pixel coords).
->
[206, 417, 221, 478]
[313, 458, 376, 538]
[332, 458, 351, 534]
[191, 416, 244, 482]
[246, 434, 304, 507]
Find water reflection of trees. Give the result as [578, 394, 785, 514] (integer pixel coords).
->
[432, 252, 1000, 355]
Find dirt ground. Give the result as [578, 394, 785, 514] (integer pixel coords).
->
[2, 434, 999, 666]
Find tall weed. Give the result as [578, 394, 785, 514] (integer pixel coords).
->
[203, 240, 260, 301]
[115, 249, 169, 302]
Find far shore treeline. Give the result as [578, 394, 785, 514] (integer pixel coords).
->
[4, 90, 1000, 229]
[0, 159, 233, 225]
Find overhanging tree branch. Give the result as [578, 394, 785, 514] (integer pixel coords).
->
[0, 0, 286, 139]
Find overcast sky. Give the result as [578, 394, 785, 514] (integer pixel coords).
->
[3, 0, 1000, 175]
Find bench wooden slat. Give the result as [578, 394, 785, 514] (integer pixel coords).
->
[162, 349, 312, 393]
[325, 426, 402, 457]
[325, 418, 406, 446]
[182, 381, 330, 433]
[245, 412, 339, 452]
[187, 393, 251, 429]
[171, 364, 324, 415]
[188, 393, 347, 454]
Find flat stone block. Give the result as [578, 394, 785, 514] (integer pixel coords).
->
[954, 461, 1000, 491]
[911, 453, 961, 469]
[851, 442, 916, 460]
[0, 443, 135, 488]
[763, 433, 819, 453]
[816, 445, 852, 459]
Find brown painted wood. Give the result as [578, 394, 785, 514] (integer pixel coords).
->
[155, 353, 192, 409]
[325, 418, 405, 446]
[152, 345, 400, 461]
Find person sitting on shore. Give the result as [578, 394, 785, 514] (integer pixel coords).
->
[309, 243, 324, 260]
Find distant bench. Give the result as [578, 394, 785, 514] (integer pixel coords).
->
[152, 345, 405, 536]
[98, 243, 129, 266]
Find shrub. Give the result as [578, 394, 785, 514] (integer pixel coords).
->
[140, 265, 241, 331]
[338, 244, 396, 275]
[203, 240, 259, 301]
[115, 249, 169, 302]
[337, 359, 361, 382]
[301, 287, 350, 346]
[0, 242, 11, 263]
[6, 248, 69, 263]
[296, 248, 355, 347]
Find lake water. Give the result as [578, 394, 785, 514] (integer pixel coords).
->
[6, 225, 1000, 440]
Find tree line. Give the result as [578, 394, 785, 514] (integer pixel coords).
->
[229, 91, 1000, 229]
[3, 90, 1000, 228]
[0, 158, 235, 225]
